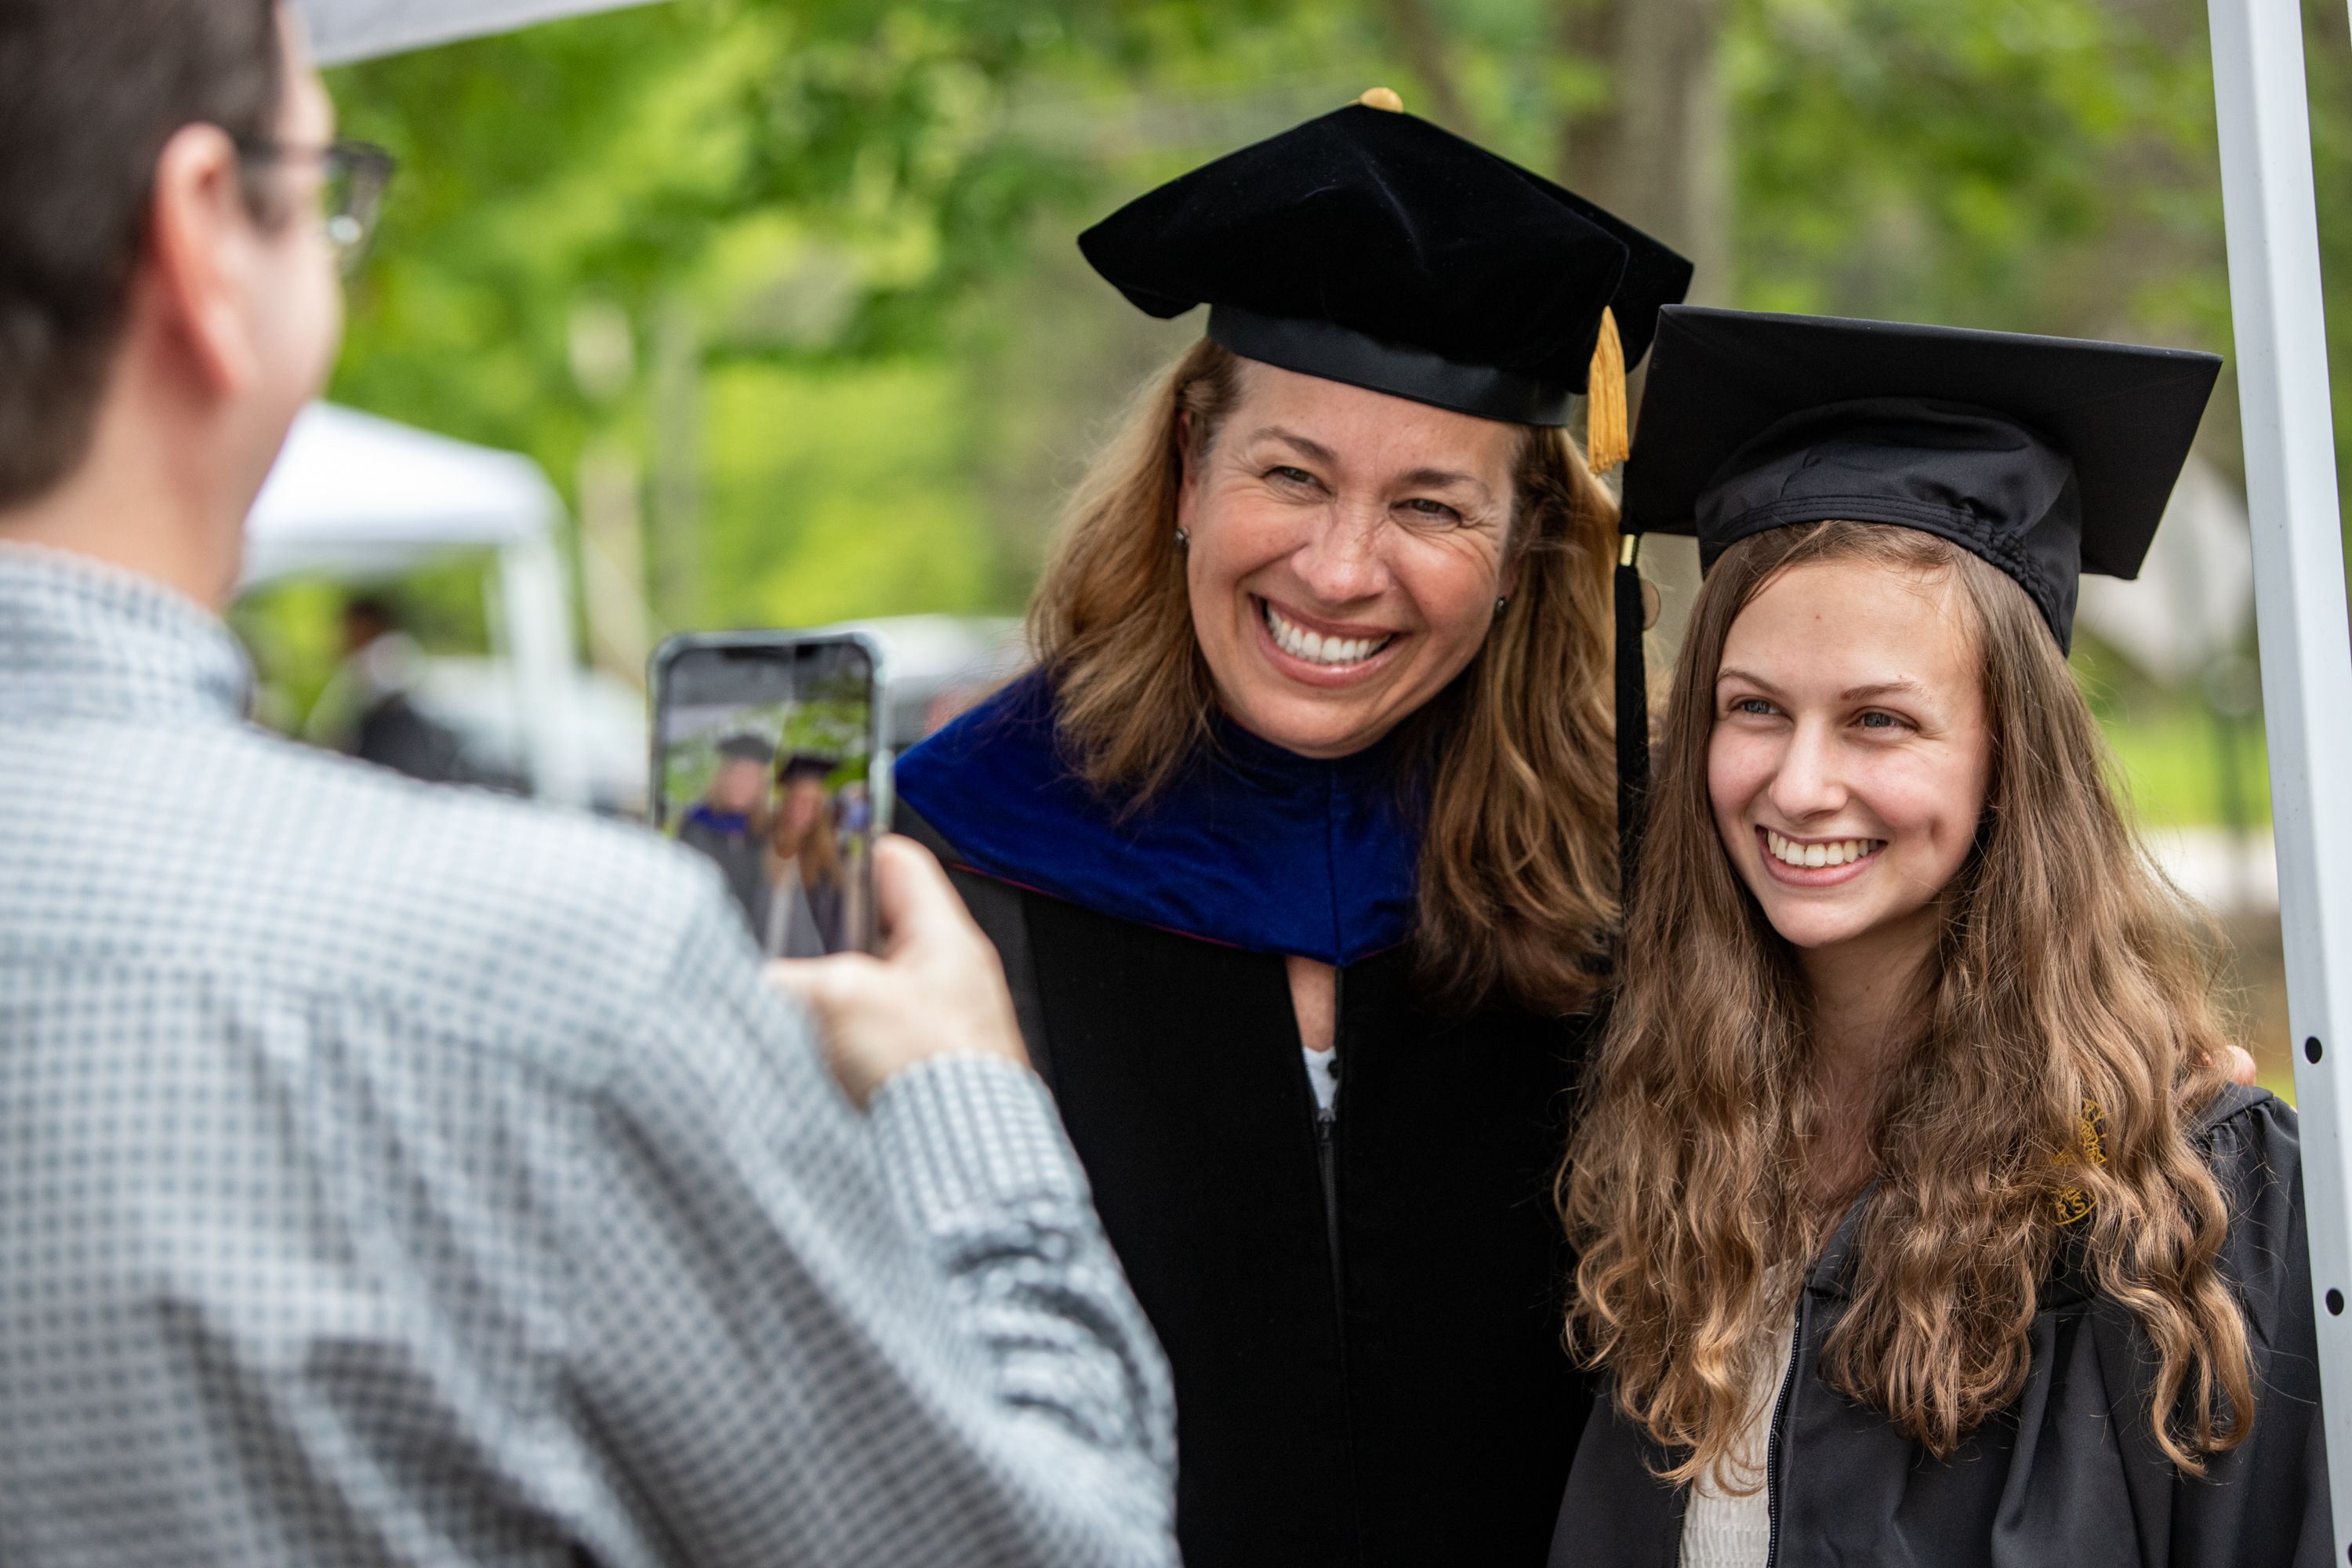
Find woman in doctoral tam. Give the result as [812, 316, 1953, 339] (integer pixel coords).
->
[895, 95, 1692, 1566]
[1555, 307, 2329, 1567]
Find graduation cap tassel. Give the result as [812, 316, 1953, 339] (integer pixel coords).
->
[1614, 532, 1650, 906]
[1586, 307, 1631, 476]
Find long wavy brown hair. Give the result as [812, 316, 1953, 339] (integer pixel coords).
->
[1561, 519, 2252, 1482]
[1027, 337, 1624, 1013]
[764, 775, 844, 891]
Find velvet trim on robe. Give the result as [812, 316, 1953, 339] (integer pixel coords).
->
[893, 671, 1417, 967]
[901, 673, 1593, 1564]
[678, 804, 750, 836]
[903, 805, 1592, 1568]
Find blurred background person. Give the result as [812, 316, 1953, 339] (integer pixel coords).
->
[760, 752, 848, 956]
[677, 728, 773, 927]
[0, 3, 1178, 1563]
[897, 101, 1690, 1566]
[304, 590, 469, 781]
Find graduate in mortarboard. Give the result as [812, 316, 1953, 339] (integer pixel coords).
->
[1555, 307, 2328, 1567]
[758, 752, 848, 959]
[677, 731, 775, 933]
[893, 93, 1692, 1566]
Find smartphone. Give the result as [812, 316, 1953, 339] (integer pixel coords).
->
[649, 630, 891, 957]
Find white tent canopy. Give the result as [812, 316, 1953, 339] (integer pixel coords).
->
[2074, 454, 2254, 685]
[245, 403, 557, 581]
[244, 403, 593, 807]
[297, 0, 668, 67]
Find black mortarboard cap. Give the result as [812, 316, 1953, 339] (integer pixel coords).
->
[1610, 305, 2220, 887]
[716, 731, 776, 764]
[1078, 99, 1693, 440]
[776, 753, 839, 784]
[1626, 307, 2220, 646]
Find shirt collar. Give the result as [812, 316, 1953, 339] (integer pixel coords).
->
[0, 543, 254, 724]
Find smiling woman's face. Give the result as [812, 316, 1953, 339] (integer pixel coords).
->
[1177, 361, 1522, 759]
[1707, 555, 1993, 960]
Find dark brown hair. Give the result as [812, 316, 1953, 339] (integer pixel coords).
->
[1561, 519, 2250, 1483]
[1029, 337, 1624, 1013]
[0, 0, 285, 506]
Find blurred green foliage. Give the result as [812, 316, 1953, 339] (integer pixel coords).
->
[234, 0, 2352, 833]
[2107, 707, 2271, 828]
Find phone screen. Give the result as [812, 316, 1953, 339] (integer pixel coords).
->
[650, 633, 885, 957]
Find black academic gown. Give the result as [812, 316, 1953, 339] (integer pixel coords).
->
[903, 805, 1593, 1567]
[1551, 1083, 2332, 1568]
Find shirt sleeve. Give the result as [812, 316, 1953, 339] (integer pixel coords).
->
[564, 887, 1178, 1567]
[2168, 1090, 2335, 1568]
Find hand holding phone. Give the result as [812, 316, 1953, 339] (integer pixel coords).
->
[764, 837, 1030, 1109]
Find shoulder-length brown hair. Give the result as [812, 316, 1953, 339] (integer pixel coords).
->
[1027, 337, 1624, 1014]
[1560, 519, 2252, 1482]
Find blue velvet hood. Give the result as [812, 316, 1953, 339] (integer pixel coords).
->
[893, 672, 1421, 966]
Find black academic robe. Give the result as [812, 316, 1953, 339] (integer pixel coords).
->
[1551, 1083, 2332, 1568]
[905, 807, 1593, 1567]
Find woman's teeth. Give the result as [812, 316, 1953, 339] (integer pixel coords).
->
[1765, 829, 1882, 869]
[1265, 602, 1392, 667]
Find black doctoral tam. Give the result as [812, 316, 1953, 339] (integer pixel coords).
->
[1080, 100, 1692, 430]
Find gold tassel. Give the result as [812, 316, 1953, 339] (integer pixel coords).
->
[2051, 1098, 2108, 1225]
[1586, 306, 1630, 476]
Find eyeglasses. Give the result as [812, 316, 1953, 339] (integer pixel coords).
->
[234, 138, 397, 274]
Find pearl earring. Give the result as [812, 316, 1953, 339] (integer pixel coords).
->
[1174, 528, 1191, 550]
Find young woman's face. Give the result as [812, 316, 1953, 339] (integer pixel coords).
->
[777, 777, 828, 842]
[1707, 557, 1993, 959]
[1177, 361, 1521, 759]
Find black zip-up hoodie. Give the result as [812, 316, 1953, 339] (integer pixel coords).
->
[1552, 1083, 2331, 1567]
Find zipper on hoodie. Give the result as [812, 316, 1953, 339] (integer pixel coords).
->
[1316, 1105, 1341, 1290]
[1762, 1294, 1804, 1568]
[1312, 970, 1345, 1333]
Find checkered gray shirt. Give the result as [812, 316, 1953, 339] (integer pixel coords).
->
[0, 544, 1178, 1567]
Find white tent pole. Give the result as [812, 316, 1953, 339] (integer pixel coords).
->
[499, 534, 594, 809]
[2207, 0, 2352, 1545]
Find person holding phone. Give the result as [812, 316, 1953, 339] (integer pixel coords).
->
[0, 5, 1177, 1563]
[1552, 308, 2328, 1566]
[895, 97, 1692, 1565]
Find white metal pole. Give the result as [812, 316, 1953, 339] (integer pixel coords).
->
[499, 535, 595, 809]
[2207, 0, 2352, 1547]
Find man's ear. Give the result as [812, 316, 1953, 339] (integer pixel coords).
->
[143, 123, 260, 397]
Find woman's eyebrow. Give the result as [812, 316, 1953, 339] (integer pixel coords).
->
[1398, 466, 1486, 495]
[1715, 666, 1782, 695]
[1840, 678, 1929, 702]
[1243, 430, 1488, 498]
[1246, 426, 1339, 466]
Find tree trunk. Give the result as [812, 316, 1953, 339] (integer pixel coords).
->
[1375, 0, 1486, 140]
[1556, 0, 1730, 304]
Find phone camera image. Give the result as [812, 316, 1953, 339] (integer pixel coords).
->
[653, 636, 880, 958]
